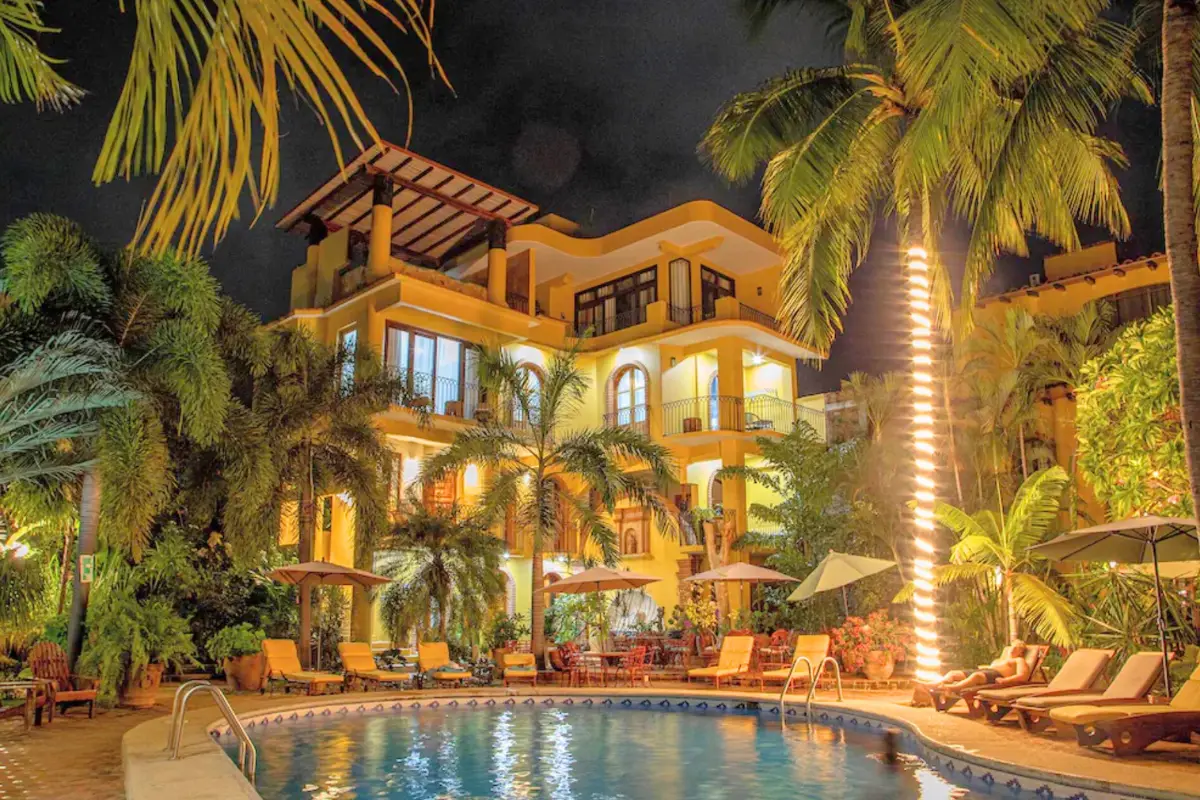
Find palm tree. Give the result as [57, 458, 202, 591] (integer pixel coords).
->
[234, 326, 397, 665]
[702, 0, 1145, 351]
[839, 371, 904, 442]
[376, 500, 506, 646]
[420, 346, 677, 657]
[1158, 0, 1200, 527]
[0, 0, 446, 256]
[0, 213, 232, 668]
[922, 466, 1076, 646]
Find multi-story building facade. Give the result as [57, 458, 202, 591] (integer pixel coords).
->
[272, 143, 827, 646]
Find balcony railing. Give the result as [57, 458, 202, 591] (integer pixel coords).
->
[389, 369, 482, 420]
[603, 405, 650, 435]
[662, 395, 827, 437]
[668, 303, 717, 326]
[738, 303, 780, 333]
[574, 306, 648, 338]
[506, 293, 529, 314]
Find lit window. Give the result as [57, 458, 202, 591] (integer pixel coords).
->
[615, 368, 647, 427]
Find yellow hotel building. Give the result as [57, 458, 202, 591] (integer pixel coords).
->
[273, 143, 827, 645]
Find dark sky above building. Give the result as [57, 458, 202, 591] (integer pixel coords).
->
[0, 1, 1167, 393]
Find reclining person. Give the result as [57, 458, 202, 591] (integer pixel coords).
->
[928, 641, 1032, 692]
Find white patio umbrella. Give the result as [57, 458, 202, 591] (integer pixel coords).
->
[786, 551, 897, 615]
[1029, 516, 1199, 695]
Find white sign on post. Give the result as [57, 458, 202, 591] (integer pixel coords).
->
[79, 554, 94, 583]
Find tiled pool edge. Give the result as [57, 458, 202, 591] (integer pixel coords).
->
[125, 688, 1199, 800]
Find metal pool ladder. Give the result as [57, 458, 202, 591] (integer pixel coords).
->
[167, 680, 256, 785]
[778, 656, 843, 725]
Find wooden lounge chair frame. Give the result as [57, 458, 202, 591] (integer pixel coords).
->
[262, 639, 346, 696]
[974, 649, 1113, 723]
[928, 644, 1050, 715]
[28, 641, 98, 720]
[338, 642, 413, 691]
[1014, 652, 1163, 733]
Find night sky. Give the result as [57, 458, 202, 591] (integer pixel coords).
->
[0, 2, 1167, 393]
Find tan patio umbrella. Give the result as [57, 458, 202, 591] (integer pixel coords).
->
[536, 566, 660, 595]
[268, 560, 391, 669]
[786, 551, 897, 615]
[684, 562, 799, 616]
[1029, 516, 1199, 695]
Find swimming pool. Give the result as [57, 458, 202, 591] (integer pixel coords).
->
[223, 700, 984, 799]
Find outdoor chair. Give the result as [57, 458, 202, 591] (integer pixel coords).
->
[687, 636, 754, 689]
[928, 644, 1050, 713]
[664, 633, 695, 666]
[1012, 651, 1163, 733]
[338, 642, 412, 691]
[609, 646, 649, 686]
[262, 639, 345, 695]
[502, 652, 538, 687]
[1049, 662, 1200, 755]
[28, 641, 97, 720]
[418, 642, 472, 686]
[758, 635, 839, 697]
[972, 648, 1114, 722]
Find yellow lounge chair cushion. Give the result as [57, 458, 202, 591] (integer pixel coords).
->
[338, 642, 379, 675]
[1050, 703, 1159, 726]
[504, 667, 537, 679]
[351, 669, 410, 683]
[688, 666, 746, 678]
[282, 671, 344, 684]
[762, 667, 812, 681]
[1015, 692, 1107, 711]
[430, 670, 472, 681]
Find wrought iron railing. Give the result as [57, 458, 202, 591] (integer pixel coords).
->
[506, 293, 529, 314]
[603, 405, 650, 435]
[667, 303, 717, 326]
[744, 394, 827, 435]
[738, 303, 780, 332]
[573, 306, 648, 338]
[662, 395, 745, 435]
[389, 368, 481, 419]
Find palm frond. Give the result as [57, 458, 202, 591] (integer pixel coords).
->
[0, 0, 82, 111]
[1010, 571, 1077, 646]
[1004, 466, 1068, 553]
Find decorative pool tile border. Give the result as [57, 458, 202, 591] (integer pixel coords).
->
[209, 694, 1187, 800]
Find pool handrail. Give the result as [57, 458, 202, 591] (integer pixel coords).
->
[167, 680, 256, 785]
[779, 655, 843, 724]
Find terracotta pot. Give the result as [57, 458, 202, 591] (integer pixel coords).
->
[223, 653, 265, 692]
[122, 662, 165, 709]
[863, 650, 895, 681]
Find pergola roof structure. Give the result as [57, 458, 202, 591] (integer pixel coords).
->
[277, 142, 539, 269]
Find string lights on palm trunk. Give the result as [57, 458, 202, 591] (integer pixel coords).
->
[905, 246, 941, 682]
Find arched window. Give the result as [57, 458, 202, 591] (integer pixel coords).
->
[514, 363, 543, 426]
[610, 364, 648, 431]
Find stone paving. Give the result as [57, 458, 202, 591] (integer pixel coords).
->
[5, 680, 1200, 799]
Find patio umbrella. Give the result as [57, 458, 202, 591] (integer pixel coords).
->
[684, 562, 799, 616]
[537, 566, 660, 595]
[786, 551, 897, 615]
[1029, 516, 1199, 695]
[268, 560, 391, 669]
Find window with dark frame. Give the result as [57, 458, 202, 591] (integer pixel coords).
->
[574, 267, 657, 336]
[384, 323, 481, 417]
[1103, 285, 1172, 327]
[701, 266, 735, 316]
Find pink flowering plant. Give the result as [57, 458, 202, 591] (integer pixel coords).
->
[828, 610, 914, 674]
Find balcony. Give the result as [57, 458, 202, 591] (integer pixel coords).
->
[506, 293, 530, 314]
[390, 369, 484, 421]
[573, 306, 648, 338]
[668, 303, 716, 326]
[603, 405, 650, 436]
[662, 395, 826, 437]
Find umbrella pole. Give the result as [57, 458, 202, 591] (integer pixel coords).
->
[299, 576, 313, 670]
[841, 585, 849, 617]
[1151, 540, 1173, 696]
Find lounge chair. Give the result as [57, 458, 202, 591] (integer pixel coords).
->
[28, 641, 97, 720]
[1049, 663, 1200, 755]
[914, 644, 1019, 708]
[687, 635, 753, 689]
[973, 648, 1114, 723]
[418, 642, 473, 686]
[757, 635, 838, 696]
[502, 652, 538, 687]
[261, 639, 345, 695]
[338, 642, 412, 691]
[1013, 651, 1163, 733]
[929, 644, 1050, 714]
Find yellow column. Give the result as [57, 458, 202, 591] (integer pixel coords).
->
[368, 174, 394, 280]
[715, 340, 744, 430]
[487, 221, 508, 306]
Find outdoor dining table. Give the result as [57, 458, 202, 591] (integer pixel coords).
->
[0, 680, 44, 730]
[582, 651, 630, 686]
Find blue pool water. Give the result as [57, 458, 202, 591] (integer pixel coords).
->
[225, 703, 984, 799]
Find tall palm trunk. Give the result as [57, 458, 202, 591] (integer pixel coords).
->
[65, 469, 100, 670]
[530, 548, 545, 656]
[438, 592, 450, 641]
[297, 443, 316, 668]
[56, 525, 73, 614]
[702, 518, 728, 620]
[941, 380, 965, 504]
[1003, 572, 1019, 643]
[1162, 0, 1200, 521]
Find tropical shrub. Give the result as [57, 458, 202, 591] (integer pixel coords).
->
[206, 623, 266, 664]
[1076, 307, 1189, 516]
[828, 610, 913, 674]
[681, 598, 717, 635]
[487, 613, 530, 650]
[79, 591, 197, 701]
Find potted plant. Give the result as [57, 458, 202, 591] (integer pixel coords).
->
[829, 610, 913, 681]
[81, 593, 197, 708]
[487, 613, 530, 664]
[207, 623, 267, 691]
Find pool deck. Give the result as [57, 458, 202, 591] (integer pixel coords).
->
[2, 681, 1198, 799]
